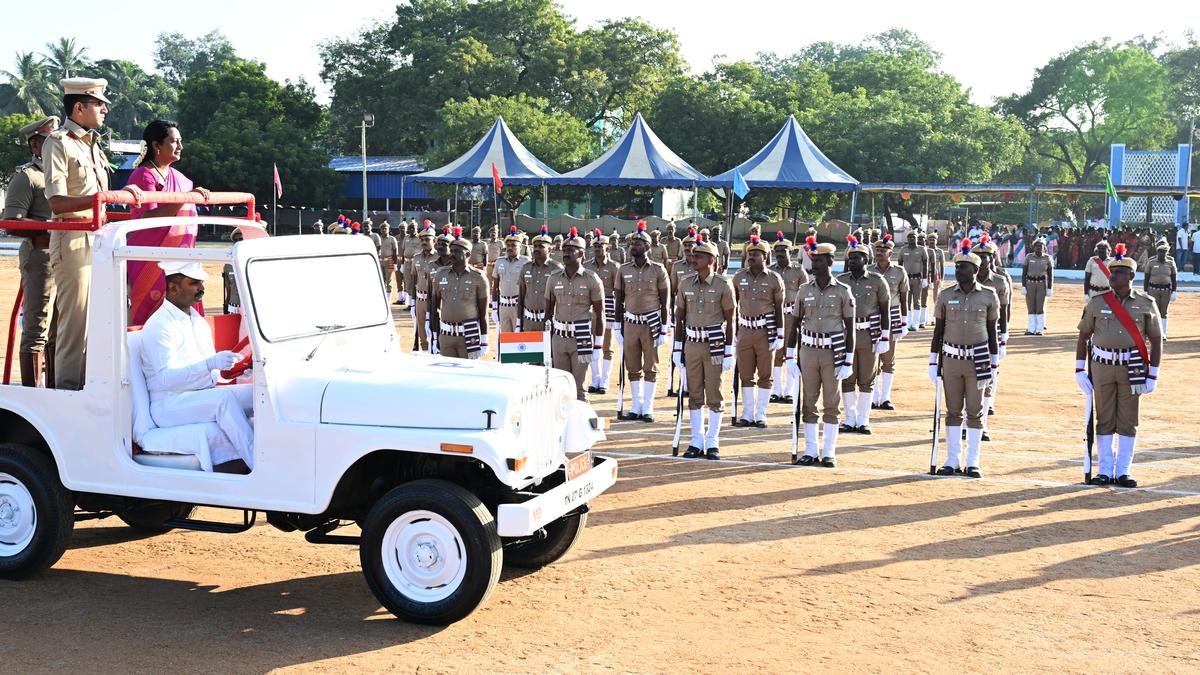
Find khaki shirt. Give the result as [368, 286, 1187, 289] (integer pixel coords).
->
[492, 254, 529, 297]
[868, 261, 909, 305]
[42, 118, 109, 220]
[1145, 257, 1176, 285]
[2, 160, 52, 221]
[670, 258, 695, 293]
[1078, 290, 1162, 350]
[898, 244, 928, 277]
[584, 257, 621, 295]
[486, 239, 503, 261]
[732, 268, 784, 318]
[470, 240, 489, 266]
[677, 270, 735, 328]
[615, 259, 669, 314]
[609, 246, 626, 265]
[771, 262, 809, 310]
[401, 238, 421, 262]
[1084, 256, 1113, 295]
[716, 240, 731, 269]
[433, 266, 489, 323]
[521, 259, 561, 311]
[379, 235, 398, 260]
[928, 245, 944, 277]
[665, 236, 682, 259]
[408, 250, 441, 295]
[934, 283, 1000, 344]
[978, 272, 1011, 308]
[837, 271, 890, 320]
[368, 232, 381, 251]
[1024, 253, 1052, 280]
[648, 243, 669, 266]
[795, 277, 856, 334]
[547, 268, 603, 322]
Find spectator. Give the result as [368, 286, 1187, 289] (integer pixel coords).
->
[1178, 223, 1191, 271]
[1192, 225, 1200, 274]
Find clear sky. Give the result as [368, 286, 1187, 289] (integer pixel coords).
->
[3, 0, 1194, 105]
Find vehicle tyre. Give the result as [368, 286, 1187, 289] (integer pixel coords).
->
[118, 501, 196, 533]
[504, 511, 588, 569]
[360, 479, 502, 625]
[0, 443, 74, 579]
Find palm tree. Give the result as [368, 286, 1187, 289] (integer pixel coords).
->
[94, 59, 157, 137]
[0, 51, 53, 115]
[43, 37, 89, 79]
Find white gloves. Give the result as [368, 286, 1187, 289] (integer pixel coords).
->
[921, 278, 929, 288]
[770, 330, 784, 352]
[608, 320, 620, 331]
[873, 337, 889, 355]
[1021, 286, 1028, 295]
[1047, 288, 1054, 297]
[654, 332, 667, 348]
[722, 352, 734, 372]
[998, 333, 1008, 360]
[899, 320, 909, 340]
[430, 334, 440, 355]
[490, 300, 498, 311]
[479, 339, 489, 358]
[614, 327, 623, 347]
[1142, 366, 1159, 394]
[1075, 360, 1092, 396]
[928, 353, 939, 385]
[1171, 291, 1178, 301]
[592, 336, 603, 362]
[990, 353, 1000, 372]
[207, 351, 241, 371]
[785, 347, 800, 381]
[490, 309, 499, 325]
[835, 360, 852, 381]
[672, 341, 683, 367]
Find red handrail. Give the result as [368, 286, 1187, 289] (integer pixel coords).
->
[2, 191, 259, 385]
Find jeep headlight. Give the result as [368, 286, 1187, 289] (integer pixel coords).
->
[556, 391, 573, 421]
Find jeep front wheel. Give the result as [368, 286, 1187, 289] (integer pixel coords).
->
[504, 510, 588, 569]
[0, 443, 74, 579]
[360, 479, 502, 625]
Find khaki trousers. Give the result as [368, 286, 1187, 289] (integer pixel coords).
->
[622, 322, 658, 382]
[49, 230, 91, 390]
[1148, 289, 1171, 317]
[522, 315, 548, 332]
[906, 279, 922, 313]
[842, 334, 876, 393]
[438, 333, 470, 359]
[551, 333, 589, 400]
[799, 346, 839, 424]
[600, 326, 613, 360]
[684, 341, 723, 412]
[877, 334, 899, 374]
[395, 266, 405, 295]
[1025, 281, 1047, 314]
[1092, 360, 1140, 436]
[381, 261, 395, 293]
[942, 357, 984, 429]
[499, 305, 521, 333]
[414, 299, 430, 350]
[735, 328, 772, 389]
[18, 239, 55, 353]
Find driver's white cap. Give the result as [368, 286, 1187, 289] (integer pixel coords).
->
[158, 261, 209, 281]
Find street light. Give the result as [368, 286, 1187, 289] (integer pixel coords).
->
[359, 112, 375, 221]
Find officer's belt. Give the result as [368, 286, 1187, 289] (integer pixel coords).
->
[1025, 275, 1047, 282]
[942, 342, 985, 360]
[522, 308, 546, 321]
[499, 295, 519, 306]
[800, 330, 834, 348]
[1091, 345, 1134, 364]
[737, 312, 776, 330]
[623, 310, 659, 324]
[1148, 283, 1172, 290]
[783, 301, 796, 316]
[415, 291, 428, 301]
[943, 341, 993, 388]
[440, 321, 473, 336]
[684, 324, 726, 364]
[907, 272, 923, 278]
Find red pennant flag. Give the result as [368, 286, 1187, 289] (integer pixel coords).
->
[273, 163, 283, 199]
[491, 162, 503, 195]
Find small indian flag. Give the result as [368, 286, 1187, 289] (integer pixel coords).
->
[499, 331, 549, 365]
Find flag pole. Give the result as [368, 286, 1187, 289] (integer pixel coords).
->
[272, 188, 277, 237]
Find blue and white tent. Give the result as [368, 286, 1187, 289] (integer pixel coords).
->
[550, 113, 707, 187]
[700, 115, 858, 191]
[409, 116, 559, 186]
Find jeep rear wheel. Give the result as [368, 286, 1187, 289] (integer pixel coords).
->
[360, 479, 502, 625]
[118, 501, 197, 533]
[0, 443, 74, 579]
[504, 511, 588, 569]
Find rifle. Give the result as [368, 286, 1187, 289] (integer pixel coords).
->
[929, 357, 943, 475]
[671, 350, 685, 456]
[731, 364, 740, 425]
[1084, 342, 1094, 484]
[790, 370, 802, 463]
[616, 351, 626, 420]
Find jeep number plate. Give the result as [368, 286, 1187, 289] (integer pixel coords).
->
[566, 451, 591, 481]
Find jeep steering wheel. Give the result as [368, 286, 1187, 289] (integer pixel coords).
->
[220, 336, 254, 380]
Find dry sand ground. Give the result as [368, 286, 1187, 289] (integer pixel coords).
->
[1, 254, 1198, 673]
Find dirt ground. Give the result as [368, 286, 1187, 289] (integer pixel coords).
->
[1, 253, 1198, 673]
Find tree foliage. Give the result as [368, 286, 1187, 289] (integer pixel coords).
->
[92, 59, 176, 139]
[0, 113, 39, 187]
[154, 31, 239, 88]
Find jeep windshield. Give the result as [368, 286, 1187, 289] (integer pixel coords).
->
[246, 252, 389, 342]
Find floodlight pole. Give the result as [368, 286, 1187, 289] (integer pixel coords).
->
[360, 112, 375, 221]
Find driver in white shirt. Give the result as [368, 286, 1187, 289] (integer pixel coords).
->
[139, 261, 254, 474]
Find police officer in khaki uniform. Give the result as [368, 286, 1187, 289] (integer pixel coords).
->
[929, 239, 1000, 478]
[379, 222, 399, 302]
[897, 232, 929, 331]
[664, 223, 682, 264]
[1075, 247, 1162, 488]
[673, 234, 735, 459]
[837, 235, 891, 434]
[786, 236, 856, 467]
[519, 226, 562, 332]
[1021, 236, 1054, 335]
[868, 235, 909, 410]
[927, 231, 944, 303]
[485, 225, 503, 278]
[614, 221, 670, 421]
[667, 228, 698, 398]
[769, 231, 808, 405]
[491, 226, 529, 333]
[972, 234, 1011, 439]
[398, 221, 419, 306]
[1083, 241, 1113, 298]
[430, 228, 491, 359]
[405, 223, 439, 351]
[1142, 238, 1177, 339]
[545, 228, 605, 400]
[3, 116, 59, 387]
[648, 229, 669, 268]
[713, 227, 731, 274]
[607, 232, 625, 265]
[550, 233, 565, 265]
[585, 232, 621, 394]
[469, 226, 489, 269]
[732, 234, 784, 428]
[44, 78, 145, 390]
[365, 219, 381, 252]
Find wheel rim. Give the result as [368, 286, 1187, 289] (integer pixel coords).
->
[380, 509, 467, 603]
[0, 472, 37, 557]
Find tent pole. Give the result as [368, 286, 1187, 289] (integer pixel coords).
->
[400, 177, 405, 220]
[849, 191, 858, 225]
[542, 182, 548, 231]
[454, 183, 459, 230]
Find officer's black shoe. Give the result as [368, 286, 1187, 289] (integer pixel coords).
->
[981, 431, 991, 442]
[587, 386, 599, 394]
[870, 402, 879, 409]
[595, 387, 607, 395]
[988, 407, 995, 416]
[936, 465, 958, 476]
[857, 424, 872, 435]
[962, 429, 968, 440]
[965, 466, 982, 478]
[781, 395, 794, 404]
[639, 413, 655, 423]
[680, 390, 689, 397]
[682, 446, 704, 458]
[753, 420, 767, 428]
[877, 401, 895, 411]
[1115, 475, 1138, 488]
[820, 457, 836, 468]
[769, 394, 782, 403]
[734, 418, 752, 427]
[666, 389, 677, 397]
[838, 423, 856, 433]
[705, 447, 721, 460]
[393, 300, 404, 306]
[618, 411, 640, 421]
[796, 455, 816, 466]
[1023, 330, 1035, 335]
[1089, 474, 1112, 486]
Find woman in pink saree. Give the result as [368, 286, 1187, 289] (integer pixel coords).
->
[126, 120, 211, 325]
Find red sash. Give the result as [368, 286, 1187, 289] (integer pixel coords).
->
[1098, 291, 1149, 364]
[1092, 256, 1111, 279]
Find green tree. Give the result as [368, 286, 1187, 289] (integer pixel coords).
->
[176, 60, 339, 206]
[0, 52, 56, 116]
[42, 37, 89, 80]
[153, 30, 239, 88]
[92, 59, 176, 139]
[0, 113, 39, 187]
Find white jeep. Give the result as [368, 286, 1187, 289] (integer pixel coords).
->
[0, 210, 616, 625]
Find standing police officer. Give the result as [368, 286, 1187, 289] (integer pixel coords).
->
[1021, 236, 1054, 335]
[405, 222, 439, 351]
[585, 230, 621, 394]
[837, 235, 891, 434]
[545, 228, 605, 400]
[491, 225, 529, 333]
[518, 225, 562, 332]
[429, 228, 490, 359]
[898, 231, 929, 331]
[769, 231, 807, 405]
[732, 234, 784, 428]
[614, 221, 670, 421]
[1142, 238, 1177, 339]
[868, 235, 909, 410]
